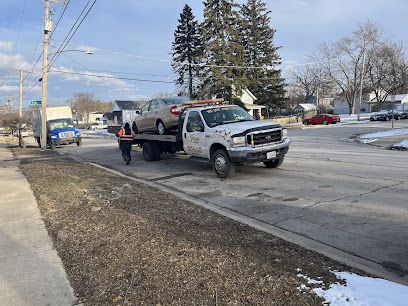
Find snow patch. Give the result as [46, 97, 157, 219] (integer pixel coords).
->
[297, 271, 408, 306]
[359, 128, 408, 140]
[392, 139, 408, 149]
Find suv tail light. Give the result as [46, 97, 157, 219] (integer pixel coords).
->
[170, 106, 180, 116]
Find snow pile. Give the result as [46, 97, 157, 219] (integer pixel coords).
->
[358, 128, 408, 143]
[339, 113, 376, 121]
[392, 139, 408, 150]
[80, 129, 115, 138]
[297, 270, 408, 306]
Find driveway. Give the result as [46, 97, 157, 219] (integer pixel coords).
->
[59, 120, 408, 281]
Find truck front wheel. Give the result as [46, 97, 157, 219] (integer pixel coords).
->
[213, 149, 235, 178]
[264, 156, 284, 168]
[77, 139, 82, 146]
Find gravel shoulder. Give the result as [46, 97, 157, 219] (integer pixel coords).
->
[12, 146, 362, 305]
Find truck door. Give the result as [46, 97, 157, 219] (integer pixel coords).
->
[183, 111, 207, 158]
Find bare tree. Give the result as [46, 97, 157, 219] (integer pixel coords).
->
[289, 64, 334, 103]
[69, 92, 112, 126]
[312, 21, 381, 114]
[366, 41, 408, 109]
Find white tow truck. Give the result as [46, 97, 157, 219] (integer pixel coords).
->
[133, 100, 290, 178]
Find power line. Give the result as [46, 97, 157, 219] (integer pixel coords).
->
[49, 0, 71, 40]
[48, 0, 96, 70]
[50, 69, 175, 84]
[22, 0, 93, 91]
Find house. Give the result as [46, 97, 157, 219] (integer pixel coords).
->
[110, 100, 146, 125]
[294, 103, 318, 118]
[86, 112, 105, 124]
[234, 88, 265, 118]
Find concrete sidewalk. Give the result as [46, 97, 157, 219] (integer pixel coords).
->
[0, 141, 75, 305]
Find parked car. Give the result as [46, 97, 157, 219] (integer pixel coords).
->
[303, 114, 340, 125]
[400, 110, 408, 119]
[133, 97, 191, 134]
[369, 110, 401, 121]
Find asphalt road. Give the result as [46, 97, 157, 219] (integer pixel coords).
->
[60, 120, 408, 280]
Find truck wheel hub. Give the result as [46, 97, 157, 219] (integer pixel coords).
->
[215, 154, 227, 174]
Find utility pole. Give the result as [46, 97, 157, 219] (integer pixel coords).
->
[40, 0, 51, 150]
[19, 69, 24, 148]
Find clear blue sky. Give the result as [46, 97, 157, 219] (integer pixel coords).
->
[1, 0, 407, 108]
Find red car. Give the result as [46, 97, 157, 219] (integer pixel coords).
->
[303, 114, 340, 125]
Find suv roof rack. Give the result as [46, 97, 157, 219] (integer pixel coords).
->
[182, 98, 228, 107]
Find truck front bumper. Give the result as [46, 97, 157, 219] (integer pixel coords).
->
[228, 138, 290, 163]
[51, 137, 81, 145]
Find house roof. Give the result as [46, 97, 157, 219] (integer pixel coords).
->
[296, 103, 318, 111]
[114, 100, 146, 110]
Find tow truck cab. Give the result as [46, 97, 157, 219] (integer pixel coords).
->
[181, 105, 290, 177]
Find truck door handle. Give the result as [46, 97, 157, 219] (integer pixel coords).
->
[184, 133, 186, 138]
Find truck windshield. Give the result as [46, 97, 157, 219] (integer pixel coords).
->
[48, 118, 75, 130]
[201, 106, 254, 128]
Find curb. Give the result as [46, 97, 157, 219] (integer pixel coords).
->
[80, 159, 408, 286]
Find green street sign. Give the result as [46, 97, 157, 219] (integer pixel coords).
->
[30, 100, 42, 105]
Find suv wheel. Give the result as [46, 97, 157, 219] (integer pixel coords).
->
[212, 149, 235, 178]
[156, 120, 166, 135]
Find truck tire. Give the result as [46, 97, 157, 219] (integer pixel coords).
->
[143, 141, 160, 161]
[212, 149, 235, 178]
[264, 156, 284, 168]
[77, 138, 82, 146]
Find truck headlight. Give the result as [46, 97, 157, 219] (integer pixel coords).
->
[50, 135, 57, 139]
[282, 128, 288, 140]
[231, 136, 246, 147]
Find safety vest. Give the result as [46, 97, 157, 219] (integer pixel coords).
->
[118, 128, 134, 141]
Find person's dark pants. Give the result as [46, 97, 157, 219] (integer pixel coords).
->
[120, 140, 132, 164]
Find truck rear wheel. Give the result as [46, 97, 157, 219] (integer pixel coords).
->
[143, 141, 160, 162]
[212, 149, 235, 178]
[77, 139, 82, 146]
[264, 156, 284, 168]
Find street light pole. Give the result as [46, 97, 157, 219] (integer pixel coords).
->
[40, 0, 50, 150]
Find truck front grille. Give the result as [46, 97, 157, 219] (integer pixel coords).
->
[247, 129, 282, 146]
[59, 131, 75, 139]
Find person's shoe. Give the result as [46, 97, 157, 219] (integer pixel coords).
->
[126, 160, 130, 165]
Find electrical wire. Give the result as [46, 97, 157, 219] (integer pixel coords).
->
[48, 0, 96, 70]
[50, 69, 175, 84]
[49, 0, 71, 40]
[22, 0, 70, 83]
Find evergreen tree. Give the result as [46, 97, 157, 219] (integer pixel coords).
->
[171, 5, 203, 97]
[240, 0, 285, 108]
[201, 0, 245, 100]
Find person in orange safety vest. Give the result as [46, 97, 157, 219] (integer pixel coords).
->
[118, 122, 136, 165]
